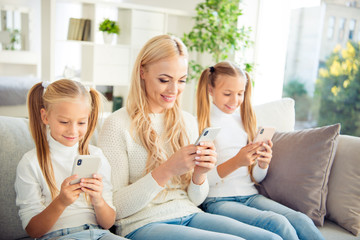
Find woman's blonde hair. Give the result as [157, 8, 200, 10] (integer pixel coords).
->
[196, 61, 258, 180]
[126, 34, 192, 190]
[27, 79, 101, 199]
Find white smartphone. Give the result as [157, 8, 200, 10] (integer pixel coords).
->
[194, 127, 221, 145]
[253, 126, 276, 144]
[70, 155, 101, 184]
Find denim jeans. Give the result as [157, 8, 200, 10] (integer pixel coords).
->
[202, 194, 325, 240]
[38, 224, 127, 240]
[125, 212, 281, 240]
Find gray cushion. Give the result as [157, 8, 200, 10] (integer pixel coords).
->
[0, 116, 34, 239]
[326, 135, 360, 236]
[258, 124, 341, 226]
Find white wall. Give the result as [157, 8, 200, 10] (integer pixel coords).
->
[241, 0, 292, 105]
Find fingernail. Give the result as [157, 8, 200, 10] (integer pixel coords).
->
[196, 150, 201, 154]
[195, 161, 200, 165]
[200, 142, 204, 146]
[195, 156, 200, 160]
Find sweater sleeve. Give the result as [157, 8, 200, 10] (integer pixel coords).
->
[185, 112, 209, 206]
[15, 152, 46, 229]
[252, 164, 268, 183]
[98, 112, 164, 219]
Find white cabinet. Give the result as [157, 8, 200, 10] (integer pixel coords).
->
[41, 0, 193, 90]
[82, 44, 130, 86]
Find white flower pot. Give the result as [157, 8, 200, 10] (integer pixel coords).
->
[103, 32, 114, 44]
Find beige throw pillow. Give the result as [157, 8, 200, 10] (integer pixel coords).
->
[258, 124, 341, 226]
[326, 135, 360, 236]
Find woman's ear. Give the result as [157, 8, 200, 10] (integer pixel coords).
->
[40, 108, 48, 125]
[140, 66, 145, 80]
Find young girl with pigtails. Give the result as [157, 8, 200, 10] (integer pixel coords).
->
[196, 61, 324, 240]
[15, 79, 127, 240]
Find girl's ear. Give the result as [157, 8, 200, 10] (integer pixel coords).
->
[208, 85, 214, 97]
[40, 108, 49, 125]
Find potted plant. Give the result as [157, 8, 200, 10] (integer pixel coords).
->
[182, 0, 253, 82]
[98, 18, 120, 44]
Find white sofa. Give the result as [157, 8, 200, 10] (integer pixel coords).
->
[0, 98, 359, 240]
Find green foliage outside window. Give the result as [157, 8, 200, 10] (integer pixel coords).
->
[315, 41, 360, 136]
[283, 80, 311, 121]
[182, 0, 253, 82]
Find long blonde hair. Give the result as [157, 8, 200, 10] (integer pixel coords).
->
[126, 35, 192, 190]
[27, 79, 101, 199]
[196, 61, 257, 179]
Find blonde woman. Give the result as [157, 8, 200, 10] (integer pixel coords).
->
[98, 35, 278, 240]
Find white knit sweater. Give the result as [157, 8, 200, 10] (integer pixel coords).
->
[98, 108, 209, 237]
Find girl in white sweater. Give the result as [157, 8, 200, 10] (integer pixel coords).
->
[98, 35, 278, 240]
[15, 79, 126, 240]
[196, 61, 324, 240]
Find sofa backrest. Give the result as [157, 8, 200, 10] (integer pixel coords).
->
[0, 116, 33, 240]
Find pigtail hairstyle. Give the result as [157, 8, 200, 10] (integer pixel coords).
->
[79, 88, 101, 155]
[27, 79, 99, 199]
[196, 62, 258, 182]
[241, 72, 257, 142]
[27, 83, 58, 199]
[126, 35, 192, 190]
[196, 68, 213, 135]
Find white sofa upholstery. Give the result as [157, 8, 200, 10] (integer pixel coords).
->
[0, 98, 358, 239]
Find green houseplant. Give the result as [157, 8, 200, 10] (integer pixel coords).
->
[182, 0, 253, 81]
[99, 18, 120, 44]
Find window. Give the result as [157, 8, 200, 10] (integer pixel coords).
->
[338, 18, 346, 41]
[327, 16, 335, 39]
[348, 19, 356, 40]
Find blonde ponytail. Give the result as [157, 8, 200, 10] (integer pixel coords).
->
[196, 68, 212, 135]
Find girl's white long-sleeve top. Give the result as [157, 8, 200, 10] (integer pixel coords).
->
[207, 103, 268, 198]
[15, 133, 115, 234]
[98, 108, 208, 237]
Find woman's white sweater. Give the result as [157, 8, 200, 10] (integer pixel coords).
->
[98, 108, 209, 237]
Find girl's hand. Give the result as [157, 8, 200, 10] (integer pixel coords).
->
[192, 141, 217, 185]
[58, 175, 82, 207]
[234, 142, 262, 167]
[257, 140, 273, 169]
[80, 174, 105, 207]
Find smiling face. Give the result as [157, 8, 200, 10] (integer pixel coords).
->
[141, 55, 188, 113]
[209, 74, 246, 114]
[41, 97, 90, 147]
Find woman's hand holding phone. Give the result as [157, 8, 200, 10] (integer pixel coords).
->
[192, 141, 217, 185]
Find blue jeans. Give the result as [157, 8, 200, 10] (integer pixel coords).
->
[125, 212, 281, 240]
[38, 224, 127, 240]
[202, 194, 325, 240]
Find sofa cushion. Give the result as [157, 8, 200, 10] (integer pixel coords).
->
[0, 116, 33, 239]
[258, 124, 340, 226]
[326, 135, 360, 236]
[254, 98, 295, 132]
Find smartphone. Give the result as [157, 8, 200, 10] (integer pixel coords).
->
[70, 155, 101, 184]
[194, 127, 221, 145]
[253, 126, 276, 144]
